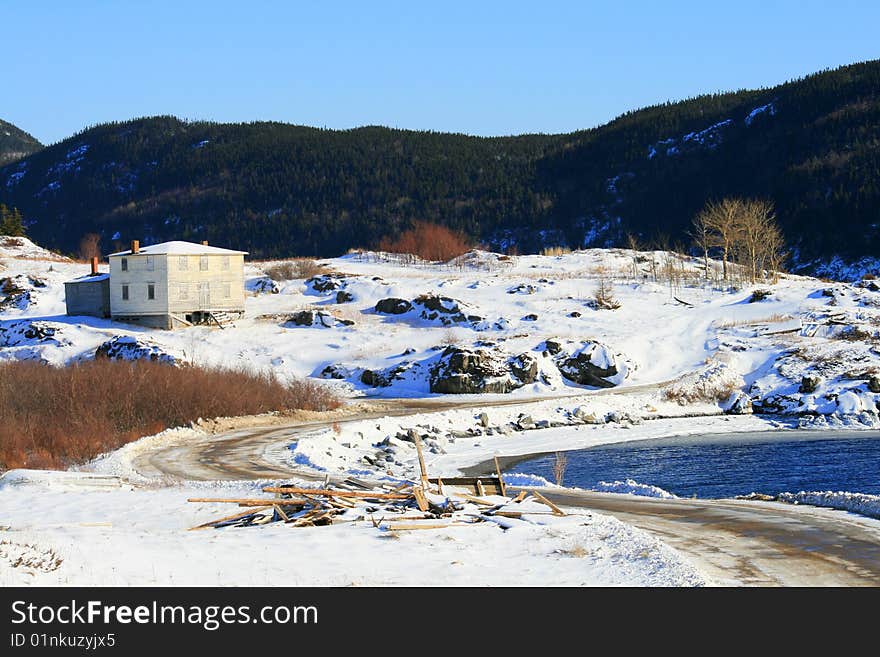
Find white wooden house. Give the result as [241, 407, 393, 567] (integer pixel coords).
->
[103, 240, 248, 329]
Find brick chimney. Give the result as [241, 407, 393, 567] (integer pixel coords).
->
[131, 240, 140, 254]
[201, 240, 209, 246]
[90, 256, 99, 276]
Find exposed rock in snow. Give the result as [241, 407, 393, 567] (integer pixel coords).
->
[305, 273, 347, 294]
[249, 277, 280, 294]
[551, 339, 633, 388]
[429, 346, 529, 394]
[285, 309, 354, 328]
[95, 336, 178, 364]
[375, 297, 412, 314]
[0, 320, 67, 348]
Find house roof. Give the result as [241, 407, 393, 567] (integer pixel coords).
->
[108, 240, 248, 257]
[66, 272, 110, 283]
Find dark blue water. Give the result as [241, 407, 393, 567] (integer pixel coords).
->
[510, 431, 880, 499]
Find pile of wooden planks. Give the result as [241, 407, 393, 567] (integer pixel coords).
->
[187, 439, 566, 532]
[187, 481, 565, 532]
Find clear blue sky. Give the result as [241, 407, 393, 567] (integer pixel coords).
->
[6, 0, 880, 145]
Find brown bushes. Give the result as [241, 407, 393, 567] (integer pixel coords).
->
[264, 259, 325, 281]
[379, 221, 472, 262]
[0, 360, 340, 471]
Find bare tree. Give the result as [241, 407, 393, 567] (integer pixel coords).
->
[78, 233, 101, 262]
[690, 210, 713, 280]
[552, 452, 568, 487]
[693, 197, 786, 285]
[696, 198, 743, 281]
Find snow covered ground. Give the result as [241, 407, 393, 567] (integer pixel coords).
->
[3, 237, 880, 586]
[0, 473, 706, 587]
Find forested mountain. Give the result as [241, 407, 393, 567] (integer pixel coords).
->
[0, 119, 42, 166]
[1, 60, 878, 270]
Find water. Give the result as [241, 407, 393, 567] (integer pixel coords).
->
[510, 431, 880, 499]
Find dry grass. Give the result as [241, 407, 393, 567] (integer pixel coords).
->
[0, 360, 340, 471]
[714, 314, 793, 329]
[265, 259, 326, 281]
[540, 246, 572, 257]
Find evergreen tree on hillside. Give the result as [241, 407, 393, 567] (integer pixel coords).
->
[0, 204, 26, 237]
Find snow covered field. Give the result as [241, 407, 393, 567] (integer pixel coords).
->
[3, 236, 880, 586]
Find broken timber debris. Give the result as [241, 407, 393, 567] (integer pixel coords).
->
[187, 454, 566, 531]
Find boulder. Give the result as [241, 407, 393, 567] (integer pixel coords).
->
[306, 274, 345, 293]
[252, 278, 280, 294]
[869, 375, 880, 393]
[429, 346, 520, 394]
[95, 336, 177, 364]
[412, 294, 482, 326]
[320, 364, 350, 380]
[724, 392, 753, 415]
[336, 290, 354, 304]
[287, 310, 353, 328]
[544, 339, 564, 355]
[0, 320, 65, 347]
[375, 298, 413, 314]
[510, 353, 539, 384]
[360, 369, 390, 387]
[799, 375, 822, 394]
[556, 341, 627, 388]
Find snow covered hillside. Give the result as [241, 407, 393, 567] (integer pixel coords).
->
[0, 242, 866, 410]
[4, 238, 880, 426]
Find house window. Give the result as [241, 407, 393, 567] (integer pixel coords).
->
[147, 283, 155, 300]
[146, 256, 155, 271]
[121, 284, 129, 301]
[179, 255, 188, 270]
[222, 283, 231, 298]
[221, 256, 230, 270]
[179, 284, 189, 300]
[200, 255, 209, 271]
[121, 257, 128, 272]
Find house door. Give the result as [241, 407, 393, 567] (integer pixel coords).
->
[198, 282, 210, 308]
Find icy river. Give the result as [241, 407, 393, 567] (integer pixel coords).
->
[509, 430, 880, 499]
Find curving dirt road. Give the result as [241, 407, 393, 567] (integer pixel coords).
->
[527, 489, 880, 586]
[128, 395, 880, 586]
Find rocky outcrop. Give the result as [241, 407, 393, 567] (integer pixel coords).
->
[305, 273, 347, 294]
[251, 278, 280, 294]
[800, 375, 822, 393]
[428, 346, 533, 394]
[375, 298, 412, 314]
[0, 320, 65, 347]
[95, 336, 177, 364]
[548, 339, 633, 388]
[413, 294, 481, 326]
[286, 310, 354, 328]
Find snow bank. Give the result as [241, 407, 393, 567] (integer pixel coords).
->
[776, 491, 880, 520]
[592, 479, 678, 499]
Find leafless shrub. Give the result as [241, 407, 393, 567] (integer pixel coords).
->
[0, 360, 340, 471]
[835, 326, 875, 342]
[540, 246, 571, 257]
[265, 259, 325, 281]
[378, 221, 472, 262]
[591, 266, 620, 310]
